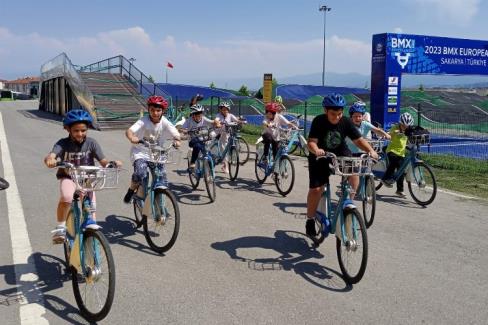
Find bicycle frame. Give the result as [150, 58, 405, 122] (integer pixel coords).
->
[377, 145, 420, 182]
[262, 141, 288, 177]
[211, 129, 238, 165]
[66, 193, 99, 274]
[133, 162, 169, 222]
[286, 129, 307, 152]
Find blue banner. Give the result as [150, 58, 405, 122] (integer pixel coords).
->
[370, 33, 488, 129]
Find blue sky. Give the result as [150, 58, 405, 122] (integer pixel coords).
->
[1, 0, 487, 86]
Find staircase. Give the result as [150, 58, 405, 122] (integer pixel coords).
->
[79, 72, 145, 129]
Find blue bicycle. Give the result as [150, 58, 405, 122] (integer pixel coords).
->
[372, 133, 437, 206]
[255, 128, 295, 196]
[187, 126, 217, 202]
[209, 122, 242, 181]
[58, 163, 118, 322]
[310, 153, 372, 284]
[132, 140, 181, 254]
[286, 115, 309, 156]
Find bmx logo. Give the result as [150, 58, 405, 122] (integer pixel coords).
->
[391, 38, 415, 49]
[395, 53, 411, 69]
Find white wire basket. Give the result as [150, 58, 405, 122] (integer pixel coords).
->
[332, 156, 373, 176]
[69, 166, 120, 191]
[143, 145, 182, 164]
[189, 127, 215, 142]
[367, 139, 387, 152]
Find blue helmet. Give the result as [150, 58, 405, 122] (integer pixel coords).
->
[322, 93, 346, 109]
[349, 101, 366, 116]
[63, 109, 93, 127]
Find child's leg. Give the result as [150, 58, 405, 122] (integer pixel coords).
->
[58, 178, 76, 223]
[271, 140, 279, 159]
[262, 133, 272, 157]
[132, 159, 148, 187]
[383, 153, 401, 181]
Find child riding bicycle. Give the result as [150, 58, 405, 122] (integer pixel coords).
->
[123, 96, 181, 204]
[261, 102, 297, 164]
[179, 104, 220, 170]
[214, 101, 244, 174]
[44, 109, 122, 244]
[306, 94, 378, 237]
[380, 112, 415, 198]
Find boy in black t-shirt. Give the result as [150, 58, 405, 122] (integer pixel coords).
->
[306, 94, 378, 237]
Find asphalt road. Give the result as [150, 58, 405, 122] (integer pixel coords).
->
[1, 101, 487, 324]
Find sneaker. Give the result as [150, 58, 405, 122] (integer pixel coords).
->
[51, 226, 66, 244]
[221, 165, 229, 174]
[395, 191, 407, 198]
[123, 188, 135, 204]
[306, 218, 317, 237]
[381, 179, 394, 188]
[343, 199, 356, 210]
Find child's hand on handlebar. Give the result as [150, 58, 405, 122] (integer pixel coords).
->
[315, 149, 326, 156]
[130, 136, 140, 144]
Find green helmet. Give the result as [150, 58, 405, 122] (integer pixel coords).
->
[274, 95, 283, 104]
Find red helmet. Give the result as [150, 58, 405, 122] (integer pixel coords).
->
[265, 102, 279, 113]
[147, 96, 168, 109]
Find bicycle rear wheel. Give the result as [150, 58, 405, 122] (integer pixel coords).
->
[203, 159, 216, 202]
[362, 175, 376, 228]
[407, 162, 437, 206]
[237, 137, 250, 165]
[336, 209, 368, 285]
[228, 147, 239, 181]
[143, 189, 180, 253]
[71, 229, 115, 322]
[187, 154, 200, 189]
[274, 155, 295, 196]
[0, 177, 9, 190]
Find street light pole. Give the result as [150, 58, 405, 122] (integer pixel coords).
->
[319, 5, 331, 87]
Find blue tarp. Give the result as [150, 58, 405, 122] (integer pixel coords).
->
[142, 83, 239, 100]
[275, 84, 369, 101]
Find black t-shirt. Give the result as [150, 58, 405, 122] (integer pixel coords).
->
[308, 114, 361, 157]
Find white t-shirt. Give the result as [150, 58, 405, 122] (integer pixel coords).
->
[181, 116, 214, 131]
[215, 113, 239, 134]
[129, 116, 180, 162]
[263, 113, 289, 140]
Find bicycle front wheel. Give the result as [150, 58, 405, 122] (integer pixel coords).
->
[188, 155, 200, 189]
[274, 155, 295, 196]
[228, 147, 239, 181]
[71, 229, 115, 322]
[336, 209, 368, 285]
[203, 159, 216, 202]
[362, 175, 376, 228]
[237, 137, 250, 165]
[143, 189, 180, 253]
[407, 162, 437, 206]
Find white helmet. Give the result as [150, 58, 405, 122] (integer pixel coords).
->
[218, 101, 231, 110]
[190, 104, 205, 115]
[400, 112, 414, 126]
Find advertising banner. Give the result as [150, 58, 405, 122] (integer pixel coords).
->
[370, 33, 488, 129]
[263, 73, 273, 104]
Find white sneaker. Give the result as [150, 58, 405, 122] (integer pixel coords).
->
[395, 191, 407, 198]
[51, 226, 66, 244]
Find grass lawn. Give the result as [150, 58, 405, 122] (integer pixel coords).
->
[421, 154, 488, 199]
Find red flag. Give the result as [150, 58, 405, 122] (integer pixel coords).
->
[167, 62, 174, 69]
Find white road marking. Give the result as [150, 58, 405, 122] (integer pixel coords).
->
[0, 112, 49, 324]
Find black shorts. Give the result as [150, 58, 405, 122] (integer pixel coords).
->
[308, 150, 352, 189]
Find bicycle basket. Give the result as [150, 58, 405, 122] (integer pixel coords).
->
[144, 145, 181, 164]
[190, 128, 213, 142]
[367, 139, 386, 152]
[69, 166, 119, 191]
[333, 156, 372, 176]
[406, 126, 430, 145]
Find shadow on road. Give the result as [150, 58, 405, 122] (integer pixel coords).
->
[376, 194, 426, 209]
[97, 214, 162, 256]
[0, 252, 90, 324]
[216, 177, 282, 197]
[211, 230, 352, 292]
[18, 109, 63, 125]
[169, 182, 214, 205]
[273, 202, 307, 219]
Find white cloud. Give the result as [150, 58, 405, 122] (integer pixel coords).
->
[414, 0, 479, 25]
[0, 26, 371, 84]
[393, 27, 403, 34]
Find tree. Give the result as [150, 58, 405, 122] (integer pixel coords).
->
[209, 82, 216, 89]
[272, 78, 278, 87]
[364, 81, 369, 89]
[419, 84, 424, 91]
[148, 75, 155, 83]
[238, 85, 250, 96]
